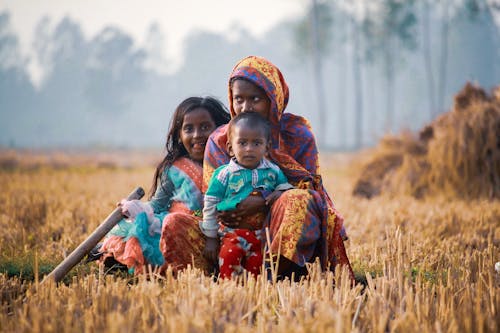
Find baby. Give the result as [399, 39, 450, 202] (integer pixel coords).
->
[200, 112, 293, 279]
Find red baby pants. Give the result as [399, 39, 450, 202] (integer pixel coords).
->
[218, 228, 263, 279]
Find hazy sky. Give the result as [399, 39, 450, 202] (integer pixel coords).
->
[2, 0, 305, 73]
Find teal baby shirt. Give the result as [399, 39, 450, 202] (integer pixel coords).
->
[200, 158, 293, 238]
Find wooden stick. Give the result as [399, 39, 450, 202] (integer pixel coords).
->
[42, 186, 145, 284]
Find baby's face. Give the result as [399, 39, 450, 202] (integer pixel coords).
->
[228, 124, 268, 169]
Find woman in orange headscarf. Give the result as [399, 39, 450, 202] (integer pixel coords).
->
[160, 56, 353, 280]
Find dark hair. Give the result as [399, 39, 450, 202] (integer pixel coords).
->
[227, 111, 271, 142]
[149, 96, 230, 198]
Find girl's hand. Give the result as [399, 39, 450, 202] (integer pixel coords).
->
[217, 195, 268, 228]
[117, 199, 130, 217]
[203, 237, 220, 264]
[118, 199, 151, 220]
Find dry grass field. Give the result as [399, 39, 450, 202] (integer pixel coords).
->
[0, 148, 498, 332]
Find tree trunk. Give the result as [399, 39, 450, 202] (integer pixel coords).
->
[352, 16, 364, 149]
[384, 43, 395, 133]
[422, 0, 437, 119]
[336, 10, 347, 150]
[337, 46, 347, 149]
[437, 0, 450, 113]
[311, 0, 327, 148]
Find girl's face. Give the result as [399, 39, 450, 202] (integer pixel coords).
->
[231, 79, 271, 120]
[180, 108, 217, 163]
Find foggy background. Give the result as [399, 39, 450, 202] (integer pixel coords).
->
[1, 0, 499, 150]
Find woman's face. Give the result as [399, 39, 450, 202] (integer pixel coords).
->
[231, 79, 271, 120]
[180, 107, 217, 163]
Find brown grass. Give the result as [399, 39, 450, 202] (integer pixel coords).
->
[0, 149, 499, 332]
[353, 82, 500, 199]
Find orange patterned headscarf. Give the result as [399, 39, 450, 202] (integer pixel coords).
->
[228, 56, 289, 128]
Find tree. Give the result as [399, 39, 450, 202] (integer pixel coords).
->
[85, 26, 147, 113]
[447, 0, 500, 89]
[420, 0, 500, 119]
[363, 0, 417, 132]
[32, 17, 94, 145]
[293, 0, 334, 148]
[420, 0, 437, 117]
[143, 22, 170, 74]
[0, 11, 36, 147]
[341, 0, 369, 149]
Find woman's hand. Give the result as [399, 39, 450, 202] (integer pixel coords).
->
[217, 194, 268, 228]
[203, 237, 220, 264]
[265, 190, 284, 207]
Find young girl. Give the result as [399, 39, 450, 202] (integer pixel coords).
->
[98, 96, 230, 274]
[200, 112, 293, 279]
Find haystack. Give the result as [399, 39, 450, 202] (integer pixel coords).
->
[353, 82, 500, 199]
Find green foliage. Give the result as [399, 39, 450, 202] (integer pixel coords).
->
[0, 254, 55, 281]
[0, 253, 95, 284]
[293, 1, 335, 60]
[458, 0, 494, 20]
[409, 266, 441, 284]
[363, 0, 418, 63]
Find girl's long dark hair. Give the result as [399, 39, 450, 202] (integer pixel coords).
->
[149, 96, 230, 198]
